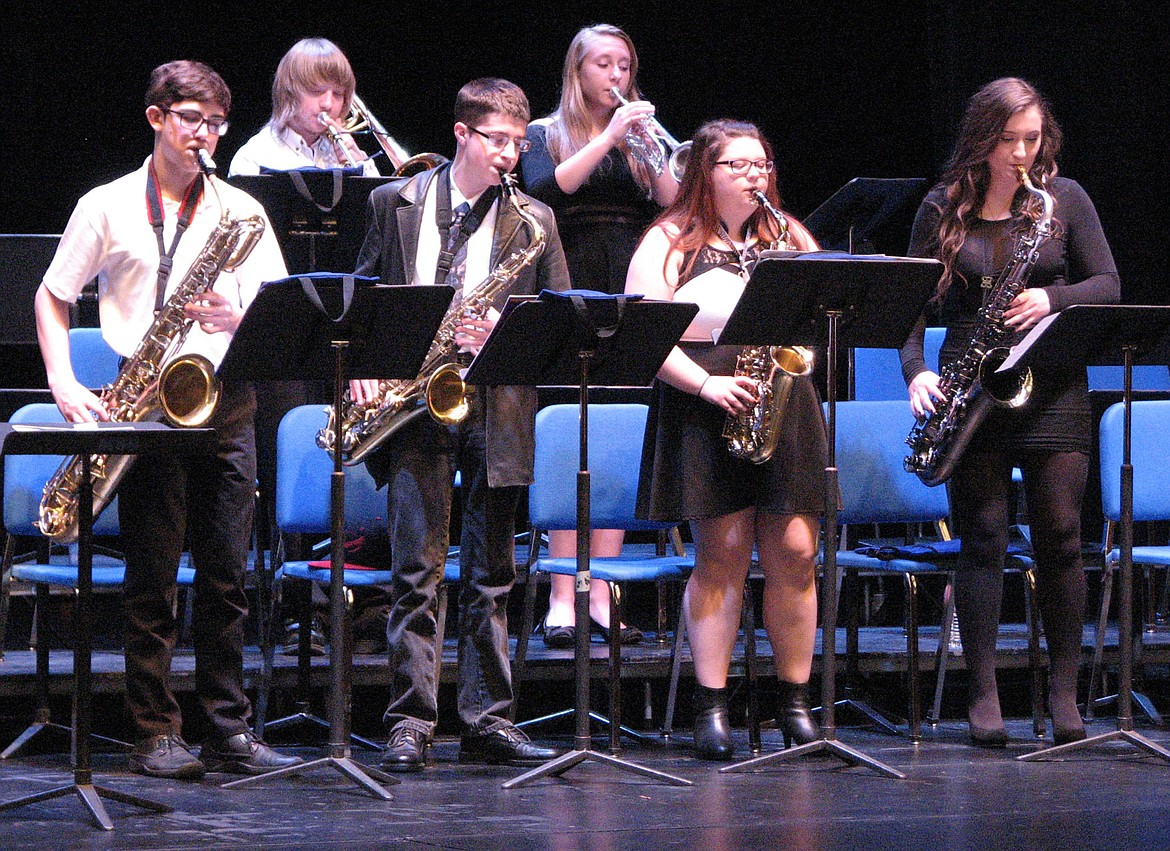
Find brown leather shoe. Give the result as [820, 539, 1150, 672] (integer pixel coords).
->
[379, 725, 428, 772]
[129, 733, 206, 780]
[201, 731, 303, 775]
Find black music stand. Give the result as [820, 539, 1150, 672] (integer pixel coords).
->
[229, 173, 391, 274]
[803, 178, 927, 254]
[217, 275, 452, 798]
[717, 252, 941, 779]
[1010, 305, 1170, 764]
[463, 291, 697, 789]
[0, 423, 215, 831]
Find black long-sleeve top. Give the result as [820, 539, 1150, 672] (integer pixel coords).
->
[898, 176, 1120, 452]
[520, 122, 659, 294]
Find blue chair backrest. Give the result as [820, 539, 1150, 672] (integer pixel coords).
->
[831, 399, 951, 525]
[69, 327, 121, 389]
[3, 403, 120, 536]
[530, 403, 674, 532]
[1087, 365, 1170, 392]
[853, 326, 945, 402]
[274, 405, 386, 534]
[1099, 400, 1170, 522]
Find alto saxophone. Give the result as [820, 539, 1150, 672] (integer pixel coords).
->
[38, 169, 265, 544]
[722, 191, 814, 464]
[904, 165, 1053, 486]
[317, 171, 546, 464]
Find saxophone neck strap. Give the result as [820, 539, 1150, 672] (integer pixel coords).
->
[146, 163, 204, 312]
[433, 166, 499, 286]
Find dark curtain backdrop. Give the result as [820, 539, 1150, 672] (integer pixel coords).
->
[2, 1, 1164, 301]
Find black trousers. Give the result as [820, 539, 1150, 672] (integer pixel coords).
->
[117, 380, 257, 740]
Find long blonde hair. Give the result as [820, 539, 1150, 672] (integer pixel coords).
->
[538, 24, 652, 192]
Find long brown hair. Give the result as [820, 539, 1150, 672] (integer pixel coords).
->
[536, 24, 653, 193]
[931, 77, 1063, 298]
[653, 119, 816, 284]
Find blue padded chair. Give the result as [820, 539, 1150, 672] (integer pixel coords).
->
[68, 326, 121, 389]
[1087, 365, 1170, 392]
[830, 400, 1041, 740]
[1086, 401, 1170, 722]
[852, 326, 945, 401]
[262, 404, 458, 747]
[513, 403, 693, 751]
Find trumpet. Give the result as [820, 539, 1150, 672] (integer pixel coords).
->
[609, 87, 690, 182]
[322, 94, 448, 177]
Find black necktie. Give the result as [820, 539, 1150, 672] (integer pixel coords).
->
[445, 201, 472, 305]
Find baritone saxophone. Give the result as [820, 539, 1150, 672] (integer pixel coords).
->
[37, 154, 264, 543]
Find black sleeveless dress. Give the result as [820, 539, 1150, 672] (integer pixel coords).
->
[637, 245, 829, 522]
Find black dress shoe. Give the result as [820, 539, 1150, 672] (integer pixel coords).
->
[201, 731, 304, 775]
[542, 620, 576, 649]
[459, 725, 561, 765]
[592, 621, 644, 645]
[129, 734, 206, 780]
[380, 726, 428, 772]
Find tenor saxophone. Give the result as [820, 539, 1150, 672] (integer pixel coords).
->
[904, 165, 1053, 486]
[37, 170, 265, 544]
[316, 171, 546, 464]
[722, 191, 814, 464]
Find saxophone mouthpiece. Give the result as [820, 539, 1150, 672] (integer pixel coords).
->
[196, 149, 217, 176]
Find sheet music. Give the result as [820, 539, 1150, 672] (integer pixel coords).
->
[995, 312, 1060, 373]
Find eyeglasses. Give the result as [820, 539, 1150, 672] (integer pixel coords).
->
[161, 107, 230, 137]
[715, 159, 774, 175]
[469, 126, 531, 153]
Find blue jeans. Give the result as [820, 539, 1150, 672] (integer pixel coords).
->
[380, 398, 521, 737]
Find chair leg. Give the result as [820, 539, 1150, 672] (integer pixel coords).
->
[0, 535, 14, 660]
[608, 582, 623, 755]
[1085, 559, 1115, 720]
[510, 565, 543, 722]
[434, 583, 449, 690]
[904, 574, 922, 741]
[929, 575, 958, 726]
[1023, 567, 1046, 738]
[741, 583, 761, 754]
[662, 597, 687, 740]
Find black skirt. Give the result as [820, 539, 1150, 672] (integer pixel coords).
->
[637, 343, 830, 522]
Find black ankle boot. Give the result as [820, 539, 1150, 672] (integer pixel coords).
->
[692, 685, 733, 760]
[777, 680, 820, 748]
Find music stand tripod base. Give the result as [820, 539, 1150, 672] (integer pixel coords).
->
[464, 294, 697, 789]
[217, 279, 452, 800]
[720, 736, 907, 780]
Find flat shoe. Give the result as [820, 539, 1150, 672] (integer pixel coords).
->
[542, 623, 576, 649]
[593, 621, 644, 645]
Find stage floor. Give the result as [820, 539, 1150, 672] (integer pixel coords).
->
[2, 718, 1170, 849]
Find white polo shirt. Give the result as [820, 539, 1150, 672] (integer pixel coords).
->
[42, 158, 288, 369]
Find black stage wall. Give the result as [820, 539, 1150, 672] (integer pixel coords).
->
[1, 1, 1164, 306]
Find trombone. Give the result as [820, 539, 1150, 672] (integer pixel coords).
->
[323, 93, 448, 177]
[610, 87, 690, 182]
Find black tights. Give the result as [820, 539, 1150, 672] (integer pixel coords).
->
[950, 449, 1088, 732]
